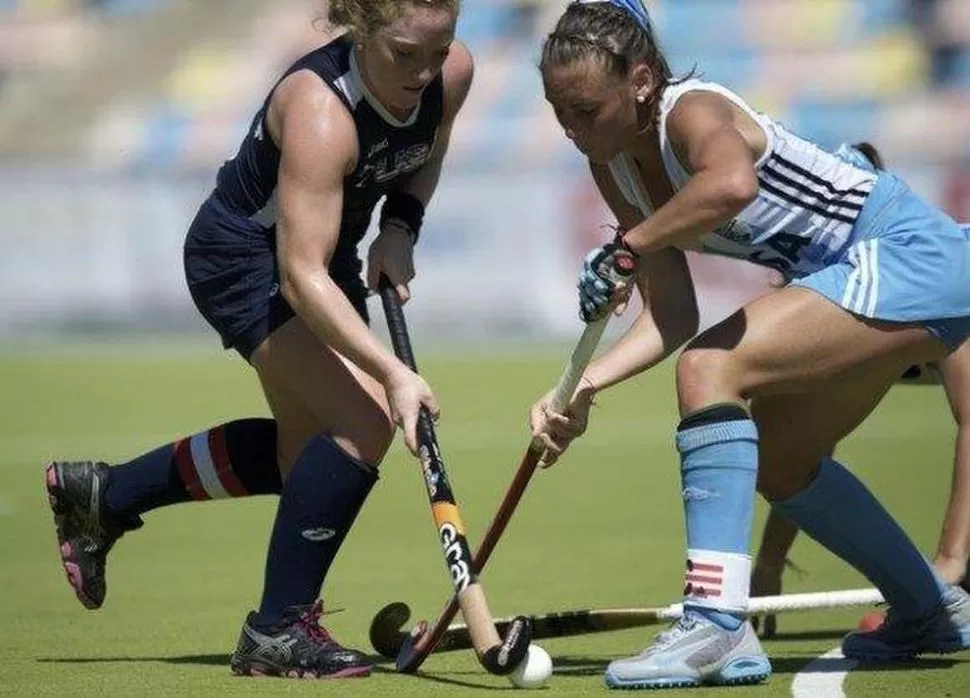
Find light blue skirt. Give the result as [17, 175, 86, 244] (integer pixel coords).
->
[792, 173, 970, 349]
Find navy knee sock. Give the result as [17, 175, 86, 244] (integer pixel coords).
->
[255, 434, 378, 626]
[772, 457, 944, 620]
[104, 419, 281, 521]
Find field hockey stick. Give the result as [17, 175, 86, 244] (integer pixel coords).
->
[379, 252, 637, 672]
[371, 588, 884, 658]
[378, 278, 531, 676]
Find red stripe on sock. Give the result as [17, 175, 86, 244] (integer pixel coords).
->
[688, 561, 724, 573]
[686, 574, 722, 585]
[208, 427, 248, 497]
[174, 438, 209, 501]
[685, 584, 722, 598]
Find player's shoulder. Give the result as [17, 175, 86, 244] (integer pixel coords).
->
[273, 69, 350, 121]
[270, 69, 357, 159]
[664, 80, 757, 143]
[270, 35, 352, 113]
[668, 82, 738, 120]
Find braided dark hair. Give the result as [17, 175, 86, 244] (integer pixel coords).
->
[540, 2, 688, 87]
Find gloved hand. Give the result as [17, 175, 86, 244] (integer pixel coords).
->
[577, 240, 638, 322]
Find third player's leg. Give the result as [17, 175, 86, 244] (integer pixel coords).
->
[934, 340, 970, 586]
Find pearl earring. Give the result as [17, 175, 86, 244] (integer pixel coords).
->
[636, 94, 646, 103]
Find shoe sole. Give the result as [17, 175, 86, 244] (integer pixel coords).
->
[45, 462, 100, 610]
[230, 659, 372, 679]
[843, 638, 970, 662]
[605, 657, 772, 690]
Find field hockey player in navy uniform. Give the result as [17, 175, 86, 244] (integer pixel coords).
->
[45, 0, 473, 679]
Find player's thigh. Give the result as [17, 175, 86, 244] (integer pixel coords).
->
[752, 361, 901, 500]
[679, 286, 945, 409]
[250, 315, 394, 467]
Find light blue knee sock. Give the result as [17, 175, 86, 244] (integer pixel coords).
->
[676, 405, 759, 631]
[772, 457, 943, 620]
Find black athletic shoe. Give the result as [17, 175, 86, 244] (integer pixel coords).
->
[230, 601, 372, 679]
[45, 461, 141, 609]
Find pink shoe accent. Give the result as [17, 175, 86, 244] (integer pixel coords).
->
[330, 666, 371, 679]
[63, 561, 96, 609]
[45, 463, 58, 489]
[231, 664, 371, 680]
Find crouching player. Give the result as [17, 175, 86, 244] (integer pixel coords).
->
[531, 0, 970, 689]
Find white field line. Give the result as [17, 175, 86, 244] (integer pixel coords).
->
[791, 646, 855, 698]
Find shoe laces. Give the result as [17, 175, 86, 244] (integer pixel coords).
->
[652, 613, 700, 650]
[297, 600, 343, 645]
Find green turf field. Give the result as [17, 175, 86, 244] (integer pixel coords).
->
[2, 341, 969, 696]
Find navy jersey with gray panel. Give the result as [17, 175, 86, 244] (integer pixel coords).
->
[184, 36, 443, 360]
[215, 35, 443, 274]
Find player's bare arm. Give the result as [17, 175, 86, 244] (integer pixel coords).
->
[530, 164, 698, 465]
[366, 40, 475, 299]
[620, 92, 761, 255]
[269, 71, 440, 452]
[268, 72, 407, 385]
[581, 163, 700, 395]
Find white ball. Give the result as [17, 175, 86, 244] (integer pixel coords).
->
[508, 644, 553, 689]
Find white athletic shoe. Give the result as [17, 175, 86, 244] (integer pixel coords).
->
[604, 611, 771, 690]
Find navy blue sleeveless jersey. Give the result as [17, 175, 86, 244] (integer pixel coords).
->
[214, 35, 444, 256]
[185, 35, 444, 360]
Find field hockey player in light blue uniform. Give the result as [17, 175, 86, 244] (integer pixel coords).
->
[530, 0, 970, 690]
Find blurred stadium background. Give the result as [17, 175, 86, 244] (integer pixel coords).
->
[4, 5, 970, 695]
[1, 0, 969, 343]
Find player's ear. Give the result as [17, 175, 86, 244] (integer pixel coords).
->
[630, 63, 653, 103]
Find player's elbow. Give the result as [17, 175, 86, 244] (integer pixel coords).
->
[278, 258, 320, 312]
[718, 168, 759, 212]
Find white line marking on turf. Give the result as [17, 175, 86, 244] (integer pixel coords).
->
[791, 646, 855, 698]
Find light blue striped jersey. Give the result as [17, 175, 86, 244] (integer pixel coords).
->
[608, 79, 877, 281]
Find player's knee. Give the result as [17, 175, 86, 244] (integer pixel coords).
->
[336, 407, 395, 466]
[757, 452, 824, 501]
[364, 409, 395, 464]
[675, 348, 735, 410]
